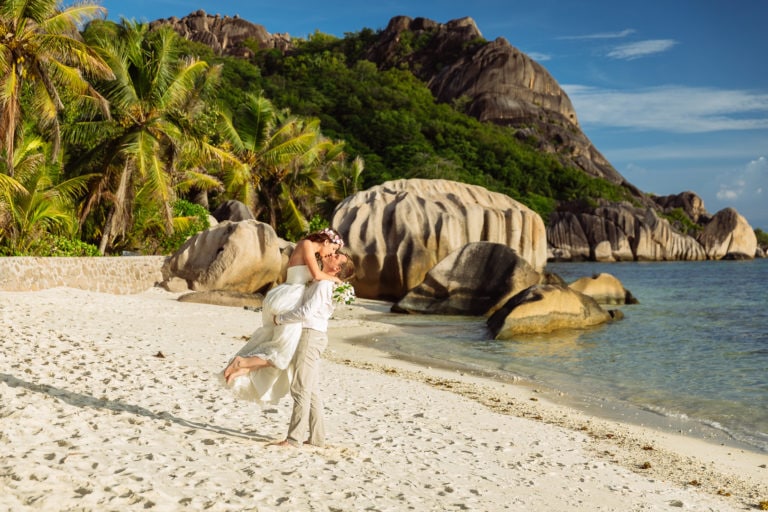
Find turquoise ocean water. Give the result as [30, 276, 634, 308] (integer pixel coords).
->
[352, 259, 768, 453]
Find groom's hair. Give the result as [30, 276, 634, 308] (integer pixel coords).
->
[335, 249, 355, 281]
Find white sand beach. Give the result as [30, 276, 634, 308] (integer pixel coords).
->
[1, 286, 766, 511]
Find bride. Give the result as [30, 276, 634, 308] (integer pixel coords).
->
[221, 227, 344, 404]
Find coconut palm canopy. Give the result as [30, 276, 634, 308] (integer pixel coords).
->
[0, 0, 113, 175]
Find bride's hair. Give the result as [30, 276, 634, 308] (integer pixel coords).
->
[305, 227, 344, 248]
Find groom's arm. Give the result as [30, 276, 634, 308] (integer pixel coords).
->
[274, 281, 332, 325]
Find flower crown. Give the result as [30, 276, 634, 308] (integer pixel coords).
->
[321, 228, 344, 248]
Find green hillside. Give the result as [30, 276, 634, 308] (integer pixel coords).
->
[185, 31, 634, 216]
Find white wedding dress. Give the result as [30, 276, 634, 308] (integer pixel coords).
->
[224, 265, 312, 404]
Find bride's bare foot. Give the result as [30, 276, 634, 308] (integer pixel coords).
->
[223, 356, 245, 380]
[225, 366, 251, 384]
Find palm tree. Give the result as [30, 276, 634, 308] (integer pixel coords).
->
[216, 94, 280, 213]
[261, 115, 333, 234]
[0, 129, 92, 254]
[71, 20, 234, 253]
[279, 137, 361, 234]
[0, 0, 113, 176]
[218, 94, 344, 234]
[327, 154, 364, 201]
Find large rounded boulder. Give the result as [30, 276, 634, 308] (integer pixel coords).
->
[392, 242, 541, 315]
[161, 220, 282, 293]
[332, 179, 547, 300]
[697, 207, 757, 259]
[212, 199, 254, 223]
[487, 284, 612, 338]
[568, 273, 638, 305]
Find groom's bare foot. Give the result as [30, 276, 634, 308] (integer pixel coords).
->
[267, 439, 296, 448]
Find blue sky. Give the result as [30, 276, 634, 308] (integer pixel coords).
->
[100, 0, 768, 230]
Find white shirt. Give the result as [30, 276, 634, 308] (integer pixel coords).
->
[275, 280, 335, 333]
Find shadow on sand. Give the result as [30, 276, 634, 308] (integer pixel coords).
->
[0, 372, 273, 442]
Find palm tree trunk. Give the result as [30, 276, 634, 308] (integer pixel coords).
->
[263, 183, 279, 229]
[2, 95, 19, 177]
[98, 208, 114, 254]
[98, 160, 133, 254]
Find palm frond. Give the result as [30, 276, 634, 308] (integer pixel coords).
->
[0, 173, 25, 197]
[163, 58, 209, 111]
[237, 93, 276, 152]
[279, 182, 309, 235]
[41, 3, 106, 34]
[216, 111, 247, 152]
[175, 170, 222, 195]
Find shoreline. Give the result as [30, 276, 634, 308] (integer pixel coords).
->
[328, 300, 768, 507]
[335, 299, 766, 457]
[325, 338, 768, 508]
[338, 338, 764, 454]
[1, 287, 766, 511]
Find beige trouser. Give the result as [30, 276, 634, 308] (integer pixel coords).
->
[286, 328, 328, 447]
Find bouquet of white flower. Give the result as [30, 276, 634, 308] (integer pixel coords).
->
[332, 282, 356, 305]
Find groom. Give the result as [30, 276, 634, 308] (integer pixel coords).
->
[270, 250, 351, 448]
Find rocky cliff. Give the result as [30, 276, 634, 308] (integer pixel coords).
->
[547, 195, 758, 261]
[148, 10, 292, 57]
[363, 16, 633, 190]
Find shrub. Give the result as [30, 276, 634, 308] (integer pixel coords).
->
[0, 233, 101, 257]
[661, 207, 702, 236]
[755, 228, 768, 248]
[158, 200, 211, 255]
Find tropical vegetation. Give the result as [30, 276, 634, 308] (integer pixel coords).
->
[2, 4, 759, 257]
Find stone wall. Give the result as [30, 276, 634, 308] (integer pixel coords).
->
[0, 256, 167, 294]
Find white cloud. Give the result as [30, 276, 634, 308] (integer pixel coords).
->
[606, 39, 678, 60]
[717, 156, 767, 201]
[716, 188, 740, 201]
[526, 51, 551, 62]
[558, 28, 636, 40]
[712, 156, 768, 227]
[563, 84, 768, 133]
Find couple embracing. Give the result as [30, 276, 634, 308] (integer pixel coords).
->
[220, 227, 353, 448]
